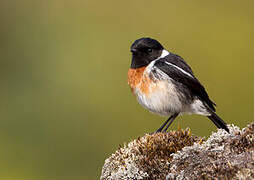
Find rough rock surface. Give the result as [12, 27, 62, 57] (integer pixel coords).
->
[101, 123, 254, 180]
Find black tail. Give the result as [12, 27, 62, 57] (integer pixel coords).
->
[208, 112, 229, 133]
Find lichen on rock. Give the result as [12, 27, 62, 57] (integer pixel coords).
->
[167, 123, 254, 179]
[101, 123, 254, 180]
[100, 129, 201, 180]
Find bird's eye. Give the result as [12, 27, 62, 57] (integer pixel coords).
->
[147, 48, 152, 53]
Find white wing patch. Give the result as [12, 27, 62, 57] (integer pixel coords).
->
[146, 49, 193, 79]
[164, 61, 194, 78]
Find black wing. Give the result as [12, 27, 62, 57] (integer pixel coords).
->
[155, 53, 216, 111]
[162, 53, 194, 76]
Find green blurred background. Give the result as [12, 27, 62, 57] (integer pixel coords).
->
[1, 0, 254, 179]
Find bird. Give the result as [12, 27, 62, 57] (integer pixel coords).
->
[127, 37, 229, 133]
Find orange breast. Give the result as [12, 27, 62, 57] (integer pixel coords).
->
[127, 67, 153, 95]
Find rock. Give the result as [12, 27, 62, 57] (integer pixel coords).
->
[101, 123, 254, 180]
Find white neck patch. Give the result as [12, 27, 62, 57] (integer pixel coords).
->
[153, 49, 170, 61]
[160, 49, 170, 58]
[146, 50, 170, 73]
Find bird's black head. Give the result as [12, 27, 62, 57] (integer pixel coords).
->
[130, 37, 164, 69]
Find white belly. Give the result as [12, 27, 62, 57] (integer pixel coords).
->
[134, 80, 211, 117]
[134, 80, 183, 116]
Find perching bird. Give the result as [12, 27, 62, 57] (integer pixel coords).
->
[127, 37, 229, 133]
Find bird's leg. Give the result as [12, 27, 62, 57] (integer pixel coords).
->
[155, 115, 173, 133]
[163, 113, 179, 132]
